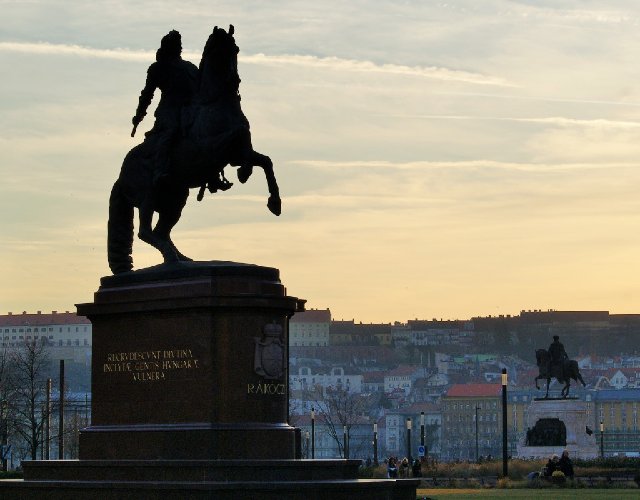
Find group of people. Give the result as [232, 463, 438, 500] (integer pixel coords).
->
[544, 450, 574, 479]
[386, 456, 422, 478]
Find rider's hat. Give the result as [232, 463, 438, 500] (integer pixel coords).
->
[553, 335, 559, 341]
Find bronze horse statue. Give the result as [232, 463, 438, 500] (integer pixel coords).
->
[535, 349, 586, 398]
[107, 26, 280, 274]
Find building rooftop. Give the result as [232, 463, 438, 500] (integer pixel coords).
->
[0, 311, 90, 327]
[291, 309, 331, 323]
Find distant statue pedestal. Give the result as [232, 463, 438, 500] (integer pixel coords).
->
[3, 262, 418, 499]
[516, 398, 598, 459]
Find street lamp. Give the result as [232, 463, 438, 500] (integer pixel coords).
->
[420, 411, 425, 447]
[406, 417, 412, 462]
[343, 425, 349, 459]
[501, 368, 508, 477]
[600, 420, 604, 459]
[475, 405, 480, 462]
[311, 407, 315, 459]
[373, 422, 378, 466]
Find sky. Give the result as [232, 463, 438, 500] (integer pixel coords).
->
[1, 0, 640, 323]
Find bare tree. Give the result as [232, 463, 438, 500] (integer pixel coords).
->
[308, 386, 373, 458]
[6, 341, 52, 460]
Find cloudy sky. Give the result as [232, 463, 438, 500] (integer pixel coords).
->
[1, 1, 640, 322]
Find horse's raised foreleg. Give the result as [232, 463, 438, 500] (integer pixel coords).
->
[250, 151, 281, 216]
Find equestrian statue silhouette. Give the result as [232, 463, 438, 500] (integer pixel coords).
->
[108, 26, 280, 274]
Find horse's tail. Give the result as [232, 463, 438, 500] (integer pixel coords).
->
[566, 360, 585, 384]
[107, 179, 134, 274]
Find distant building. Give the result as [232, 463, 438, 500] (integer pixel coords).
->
[0, 310, 91, 364]
[289, 365, 363, 394]
[442, 383, 503, 461]
[290, 309, 331, 347]
[595, 389, 640, 456]
[407, 319, 474, 347]
[384, 365, 421, 395]
[329, 320, 393, 346]
[362, 370, 385, 393]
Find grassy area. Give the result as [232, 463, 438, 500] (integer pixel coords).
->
[416, 489, 640, 499]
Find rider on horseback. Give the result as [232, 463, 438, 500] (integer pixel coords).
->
[131, 30, 198, 185]
[548, 335, 568, 381]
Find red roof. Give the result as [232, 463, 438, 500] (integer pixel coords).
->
[402, 402, 441, 414]
[0, 311, 90, 327]
[445, 383, 501, 398]
[386, 365, 418, 377]
[291, 309, 331, 323]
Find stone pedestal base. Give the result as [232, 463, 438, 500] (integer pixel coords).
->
[0, 459, 419, 500]
[516, 398, 597, 459]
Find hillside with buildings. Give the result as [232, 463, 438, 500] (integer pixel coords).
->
[289, 308, 640, 461]
[1, 307, 640, 464]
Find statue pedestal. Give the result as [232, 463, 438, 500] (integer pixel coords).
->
[516, 398, 597, 459]
[77, 261, 302, 460]
[2, 262, 418, 499]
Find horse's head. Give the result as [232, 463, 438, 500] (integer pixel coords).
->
[198, 25, 241, 102]
[535, 349, 549, 367]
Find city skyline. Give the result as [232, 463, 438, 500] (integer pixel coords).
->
[2, 1, 640, 322]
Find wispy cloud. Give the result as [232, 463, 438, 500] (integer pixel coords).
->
[0, 41, 154, 62]
[439, 91, 640, 108]
[291, 159, 638, 172]
[0, 41, 514, 87]
[385, 114, 640, 129]
[240, 53, 514, 87]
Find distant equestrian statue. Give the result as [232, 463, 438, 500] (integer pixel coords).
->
[535, 336, 586, 398]
[107, 26, 280, 274]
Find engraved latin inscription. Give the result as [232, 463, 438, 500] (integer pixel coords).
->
[102, 348, 200, 382]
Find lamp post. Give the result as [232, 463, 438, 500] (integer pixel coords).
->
[501, 368, 508, 477]
[343, 425, 348, 459]
[600, 420, 604, 459]
[475, 405, 480, 462]
[45, 378, 51, 460]
[406, 417, 412, 462]
[373, 423, 378, 466]
[311, 407, 315, 459]
[420, 411, 425, 445]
